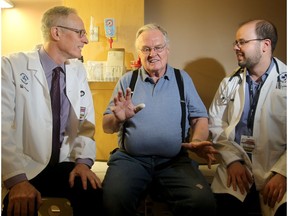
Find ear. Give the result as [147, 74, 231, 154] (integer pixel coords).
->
[50, 27, 61, 41]
[262, 38, 272, 53]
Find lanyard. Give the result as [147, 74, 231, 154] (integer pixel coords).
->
[247, 79, 264, 133]
[246, 59, 275, 133]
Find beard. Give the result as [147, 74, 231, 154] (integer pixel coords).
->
[238, 44, 262, 69]
[238, 58, 258, 68]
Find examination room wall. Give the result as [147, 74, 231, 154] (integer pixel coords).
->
[145, 0, 287, 109]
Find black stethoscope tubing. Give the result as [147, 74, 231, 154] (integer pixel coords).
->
[229, 57, 281, 85]
[220, 58, 282, 105]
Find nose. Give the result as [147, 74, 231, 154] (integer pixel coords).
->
[148, 48, 157, 56]
[83, 35, 89, 44]
[233, 43, 240, 51]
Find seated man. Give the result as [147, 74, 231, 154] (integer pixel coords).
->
[102, 23, 218, 216]
[209, 19, 286, 216]
[1, 6, 103, 216]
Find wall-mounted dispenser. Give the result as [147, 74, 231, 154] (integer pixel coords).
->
[90, 16, 98, 42]
[104, 18, 116, 48]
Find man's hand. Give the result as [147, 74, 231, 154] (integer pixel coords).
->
[7, 181, 42, 216]
[182, 140, 218, 168]
[110, 88, 144, 123]
[261, 173, 286, 208]
[103, 88, 145, 134]
[227, 161, 253, 194]
[69, 163, 102, 190]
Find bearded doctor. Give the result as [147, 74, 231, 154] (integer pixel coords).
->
[209, 19, 286, 216]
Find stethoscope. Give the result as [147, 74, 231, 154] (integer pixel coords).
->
[218, 67, 243, 105]
[218, 58, 286, 105]
[275, 58, 287, 89]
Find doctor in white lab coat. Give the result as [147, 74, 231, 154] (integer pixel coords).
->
[209, 20, 286, 216]
[1, 53, 96, 188]
[1, 6, 103, 216]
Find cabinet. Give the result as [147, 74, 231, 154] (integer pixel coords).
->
[89, 82, 118, 161]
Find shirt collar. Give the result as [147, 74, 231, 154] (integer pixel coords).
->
[139, 64, 172, 83]
[39, 46, 65, 75]
[246, 59, 274, 83]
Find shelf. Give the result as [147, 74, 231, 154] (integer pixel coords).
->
[88, 81, 117, 90]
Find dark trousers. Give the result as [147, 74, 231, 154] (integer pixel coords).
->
[214, 184, 286, 216]
[103, 149, 216, 216]
[2, 162, 104, 216]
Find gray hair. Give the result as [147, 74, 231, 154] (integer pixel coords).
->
[135, 23, 169, 49]
[41, 6, 77, 42]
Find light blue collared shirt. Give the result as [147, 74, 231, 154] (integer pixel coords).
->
[39, 47, 70, 144]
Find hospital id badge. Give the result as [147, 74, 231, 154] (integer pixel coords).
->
[240, 135, 255, 153]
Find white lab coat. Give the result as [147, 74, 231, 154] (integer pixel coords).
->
[209, 58, 287, 216]
[1, 51, 96, 198]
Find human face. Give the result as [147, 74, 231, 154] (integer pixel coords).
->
[136, 29, 169, 76]
[233, 22, 264, 69]
[56, 13, 88, 60]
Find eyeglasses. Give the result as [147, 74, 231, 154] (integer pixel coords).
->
[233, 38, 266, 47]
[57, 25, 87, 38]
[139, 44, 166, 54]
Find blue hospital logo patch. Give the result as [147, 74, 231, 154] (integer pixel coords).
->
[279, 72, 287, 82]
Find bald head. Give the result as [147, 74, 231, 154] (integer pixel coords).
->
[239, 20, 278, 53]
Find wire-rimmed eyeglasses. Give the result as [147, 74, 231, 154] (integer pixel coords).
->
[233, 38, 266, 47]
[57, 25, 87, 38]
[139, 44, 166, 54]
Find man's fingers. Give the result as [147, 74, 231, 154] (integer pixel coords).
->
[69, 171, 76, 188]
[207, 158, 212, 169]
[190, 140, 213, 148]
[125, 88, 132, 100]
[81, 175, 88, 190]
[278, 188, 285, 203]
